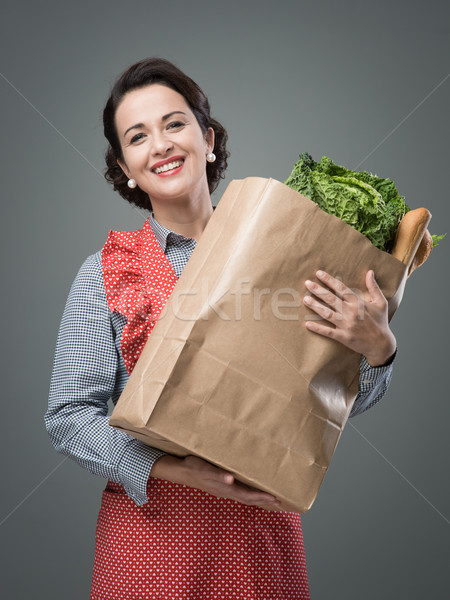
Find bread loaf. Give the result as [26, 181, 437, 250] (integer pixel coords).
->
[390, 208, 432, 276]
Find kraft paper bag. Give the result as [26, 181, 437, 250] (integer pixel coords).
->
[110, 178, 407, 512]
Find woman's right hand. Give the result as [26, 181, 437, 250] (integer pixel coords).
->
[150, 455, 282, 511]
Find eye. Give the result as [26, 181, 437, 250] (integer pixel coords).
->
[129, 132, 146, 144]
[167, 120, 185, 130]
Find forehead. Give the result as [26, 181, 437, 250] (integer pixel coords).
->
[115, 84, 192, 131]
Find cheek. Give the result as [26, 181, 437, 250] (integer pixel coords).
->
[197, 139, 209, 162]
[122, 147, 146, 170]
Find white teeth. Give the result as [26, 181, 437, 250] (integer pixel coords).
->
[154, 159, 183, 174]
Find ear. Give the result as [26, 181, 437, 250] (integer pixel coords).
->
[117, 158, 131, 179]
[205, 127, 215, 154]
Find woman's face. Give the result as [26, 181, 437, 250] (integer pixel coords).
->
[115, 83, 214, 209]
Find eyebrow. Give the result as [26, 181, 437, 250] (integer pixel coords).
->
[123, 111, 188, 138]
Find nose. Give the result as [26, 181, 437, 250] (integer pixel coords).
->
[150, 130, 173, 156]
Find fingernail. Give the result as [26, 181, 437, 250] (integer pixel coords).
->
[304, 295, 312, 304]
[317, 270, 325, 277]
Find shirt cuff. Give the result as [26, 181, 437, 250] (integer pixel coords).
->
[350, 350, 397, 417]
[360, 348, 397, 374]
[118, 442, 167, 506]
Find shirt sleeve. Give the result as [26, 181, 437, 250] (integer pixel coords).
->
[44, 253, 166, 506]
[349, 352, 396, 418]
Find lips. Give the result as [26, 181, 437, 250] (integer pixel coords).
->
[151, 156, 185, 176]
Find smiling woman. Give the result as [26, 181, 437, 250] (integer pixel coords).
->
[46, 57, 312, 599]
[114, 84, 215, 233]
[103, 58, 228, 214]
[45, 57, 397, 600]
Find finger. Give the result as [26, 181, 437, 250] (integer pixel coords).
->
[365, 270, 385, 303]
[245, 492, 280, 504]
[304, 279, 343, 310]
[305, 319, 343, 341]
[231, 482, 280, 505]
[253, 502, 282, 512]
[259, 502, 282, 511]
[233, 480, 276, 497]
[314, 270, 355, 301]
[208, 469, 234, 485]
[229, 489, 278, 505]
[193, 458, 235, 485]
[303, 294, 338, 323]
[238, 491, 281, 507]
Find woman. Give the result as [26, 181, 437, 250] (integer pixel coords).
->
[46, 57, 396, 599]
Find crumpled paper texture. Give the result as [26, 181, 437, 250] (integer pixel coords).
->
[110, 178, 407, 512]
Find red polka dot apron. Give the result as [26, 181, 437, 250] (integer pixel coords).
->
[92, 218, 310, 599]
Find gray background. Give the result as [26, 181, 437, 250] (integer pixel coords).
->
[1, 0, 449, 598]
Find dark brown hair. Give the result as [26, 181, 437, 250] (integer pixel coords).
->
[103, 57, 229, 210]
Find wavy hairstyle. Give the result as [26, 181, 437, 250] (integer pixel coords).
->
[103, 58, 229, 211]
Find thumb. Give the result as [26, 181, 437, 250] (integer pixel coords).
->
[366, 270, 384, 303]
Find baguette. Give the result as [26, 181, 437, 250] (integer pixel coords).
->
[408, 228, 433, 275]
[390, 208, 432, 276]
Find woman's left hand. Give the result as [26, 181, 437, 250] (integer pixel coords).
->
[303, 270, 396, 367]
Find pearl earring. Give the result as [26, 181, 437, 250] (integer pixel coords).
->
[127, 178, 137, 189]
[206, 152, 216, 163]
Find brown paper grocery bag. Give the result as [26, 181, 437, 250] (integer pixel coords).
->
[110, 178, 407, 512]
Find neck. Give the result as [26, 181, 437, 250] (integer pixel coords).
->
[151, 196, 214, 241]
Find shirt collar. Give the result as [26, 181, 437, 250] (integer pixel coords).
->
[147, 213, 195, 253]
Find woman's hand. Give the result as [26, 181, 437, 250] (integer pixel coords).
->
[150, 455, 281, 510]
[303, 270, 396, 367]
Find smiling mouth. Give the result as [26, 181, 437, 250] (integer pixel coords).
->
[153, 159, 184, 175]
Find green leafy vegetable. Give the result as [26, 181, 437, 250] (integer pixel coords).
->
[284, 153, 409, 251]
[431, 233, 446, 247]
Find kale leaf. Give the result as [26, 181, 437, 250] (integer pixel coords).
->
[284, 153, 409, 251]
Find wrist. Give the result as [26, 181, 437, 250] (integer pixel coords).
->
[365, 334, 397, 368]
[149, 454, 183, 482]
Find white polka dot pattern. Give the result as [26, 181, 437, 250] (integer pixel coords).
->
[91, 479, 310, 599]
[101, 218, 178, 374]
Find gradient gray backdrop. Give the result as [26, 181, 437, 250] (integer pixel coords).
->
[1, 0, 449, 598]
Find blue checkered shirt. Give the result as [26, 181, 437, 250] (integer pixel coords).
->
[45, 214, 395, 506]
